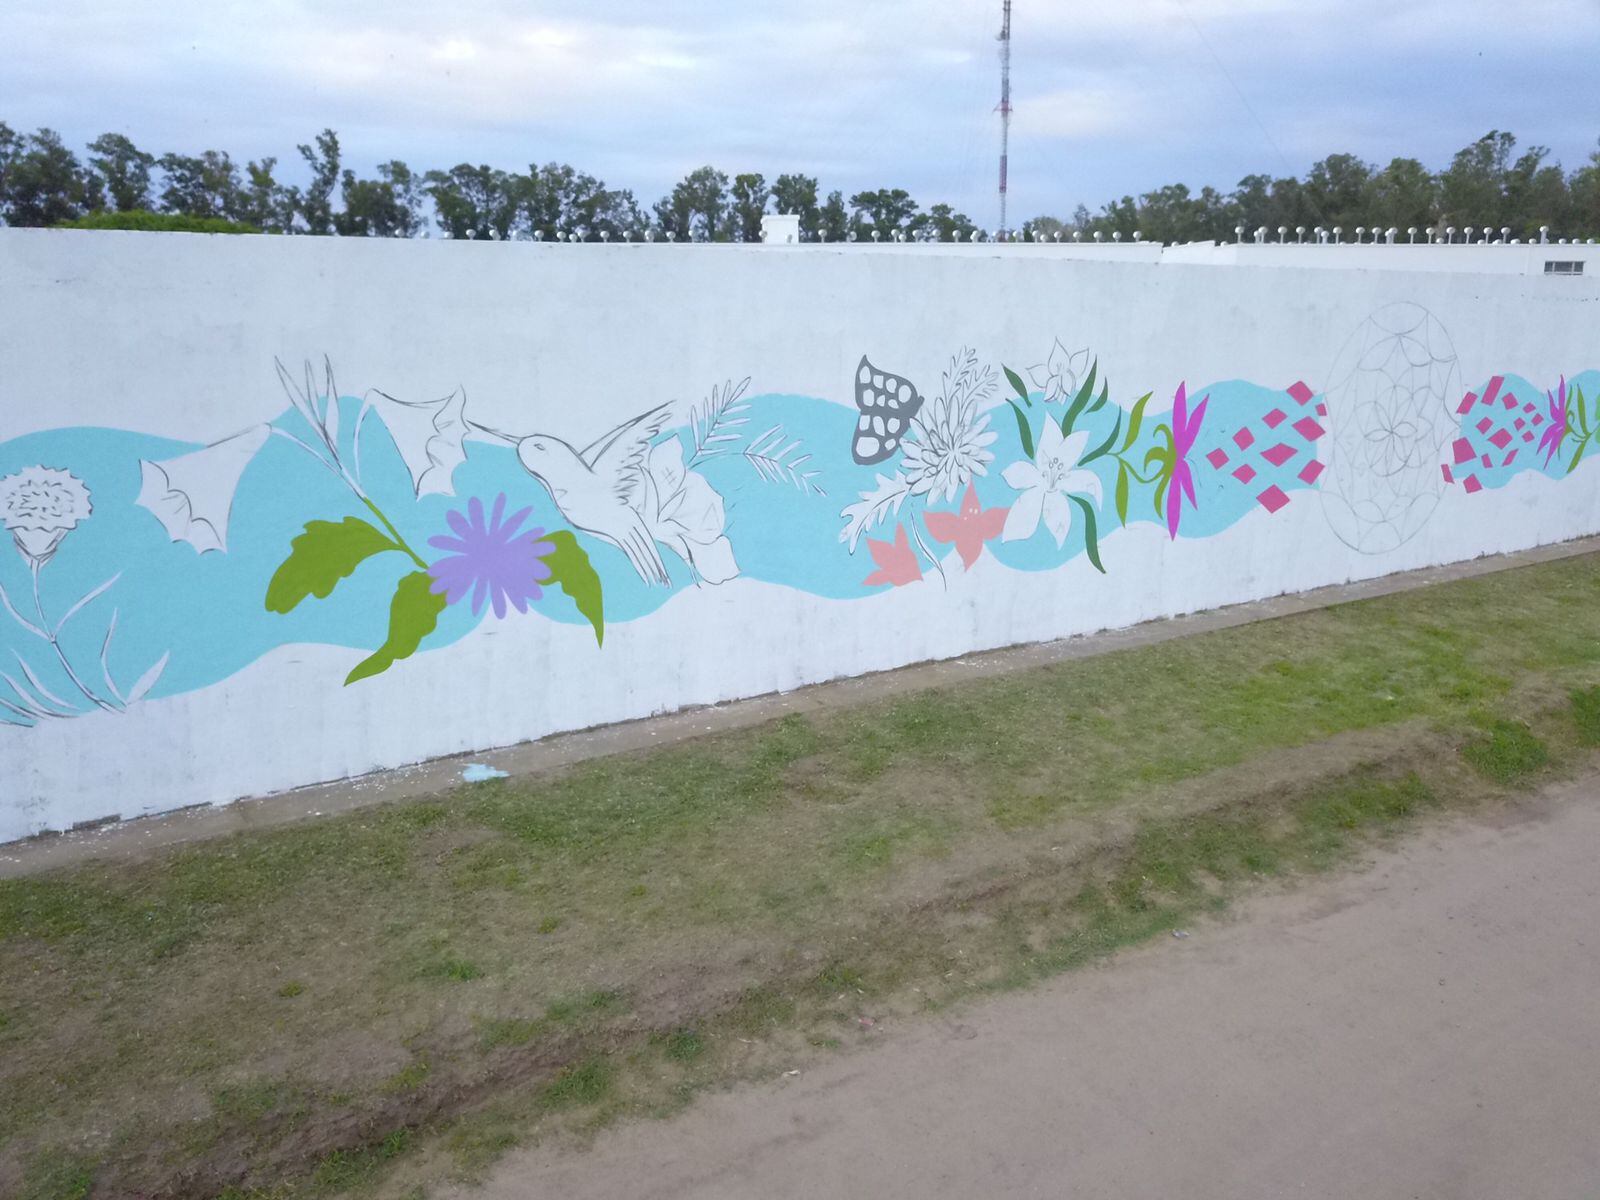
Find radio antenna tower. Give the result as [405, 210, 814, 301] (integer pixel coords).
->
[996, 0, 1013, 238]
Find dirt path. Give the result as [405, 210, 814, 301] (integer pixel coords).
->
[454, 784, 1600, 1200]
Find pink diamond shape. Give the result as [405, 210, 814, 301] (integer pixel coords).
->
[1206, 447, 1229, 468]
[1315, 402, 1327, 417]
[1233, 427, 1255, 450]
[1452, 437, 1474, 464]
[1257, 484, 1290, 513]
[1489, 429, 1512, 449]
[1523, 401, 1537, 414]
[1298, 460, 1324, 484]
[1523, 430, 1535, 443]
[1293, 416, 1325, 441]
[1441, 463, 1455, 484]
[1287, 381, 1313, 406]
[1503, 393, 1517, 409]
[1476, 417, 1494, 433]
[1262, 443, 1295, 467]
[1463, 475, 1483, 494]
[1263, 408, 1287, 428]
[1233, 463, 1257, 484]
[1457, 392, 1479, 415]
[1482, 376, 1504, 408]
[1514, 417, 1526, 430]
[1480, 453, 1493, 468]
[1532, 413, 1544, 427]
[1502, 450, 1519, 467]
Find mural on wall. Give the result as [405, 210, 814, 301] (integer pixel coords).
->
[2, 300, 1595, 728]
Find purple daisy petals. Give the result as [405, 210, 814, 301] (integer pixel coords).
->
[427, 495, 560, 620]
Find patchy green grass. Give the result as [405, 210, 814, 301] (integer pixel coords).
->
[4, 553, 1600, 1197]
[1462, 719, 1551, 783]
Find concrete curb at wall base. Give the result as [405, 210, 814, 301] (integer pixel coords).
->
[3, 533, 1596, 880]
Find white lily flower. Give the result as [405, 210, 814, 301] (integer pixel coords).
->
[137, 425, 269, 554]
[1001, 421, 1103, 548]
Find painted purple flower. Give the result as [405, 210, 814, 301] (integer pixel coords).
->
[1165, 382, 1209, 538]
[427, 494, 554, 618]
[1539, 376, 1569, 467]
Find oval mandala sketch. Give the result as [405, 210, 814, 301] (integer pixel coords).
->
[1319, 302, 1460, 554]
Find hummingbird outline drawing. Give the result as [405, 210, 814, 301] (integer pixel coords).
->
[511, 402, 738, 587]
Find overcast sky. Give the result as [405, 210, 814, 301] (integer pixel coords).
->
[7, 0, 1600, 227]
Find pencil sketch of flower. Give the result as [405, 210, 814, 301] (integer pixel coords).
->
[355, 386, 470, 497]
[0, 466, 167, 722]
[137, 425, 270, 554]
[646, 435, 740, 584]
[903, 347, 999, 502]
[2, 466, 92, 567]
[1028, 339, 1090, 404]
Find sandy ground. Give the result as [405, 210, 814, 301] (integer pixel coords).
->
[455, 784, 1600, 1200]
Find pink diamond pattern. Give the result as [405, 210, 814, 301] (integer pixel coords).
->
[1206, 448, 1229, 468]
[1452, 437, 1474, 464]
[1298, 460, 1325, 484]
[1264, 408, 1287, 428]
[1233, 463, 1257, 484]
[1287, 381, 1314, 406]
[1293, 416, 1325, 440]
[1489, 429, 1512, 449]
[1233, 427, 1255, 450]
[1257, 484, 1290, 513]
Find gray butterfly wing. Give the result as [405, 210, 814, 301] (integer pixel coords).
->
[852, 356, 924, 465]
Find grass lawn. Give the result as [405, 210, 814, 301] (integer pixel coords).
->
[6, 552, 1600, 1197]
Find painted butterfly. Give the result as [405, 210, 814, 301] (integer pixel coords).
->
[852, 356, 924, 465]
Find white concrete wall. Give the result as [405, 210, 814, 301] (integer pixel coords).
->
[1, 229, 1597, 840]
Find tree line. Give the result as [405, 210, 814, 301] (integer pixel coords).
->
[0, 123, 984, 242]
[1, 122, 1596, 243]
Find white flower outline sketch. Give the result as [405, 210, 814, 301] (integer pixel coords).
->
[0, 467, 168, 724]
[902, 351, 999, 503]
[1001, 421, 1104, 548]
[137, 425, 270, 554]
[1028, 339, 1091, 404]
[354, 386, 470, 498]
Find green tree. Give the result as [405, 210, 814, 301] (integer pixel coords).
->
[157, 150, 242, 219]
[730, 172, 770, 241]
[1364, 158, 1437, 234]
[525, 163, 644, 240]
[848, 187, 918, 237]
[424, 164, 521, 239]
[337, 160, 422, 237]
[1570, 140, 1600, 237]
[296, 128, 341, 235]
[1504, 144, 1571, 238]
[819, 189, 849, 241]
[237, 157, 295, 233]
[653, 166, 729, 241]
[86, 133, 155, 212]
[1438, 131, 1516, 230]
[771, 172, 820, 239]
[925, 202, 979, 241]
[3, 129, 91, 226]
[1303, 153, 1373, 230]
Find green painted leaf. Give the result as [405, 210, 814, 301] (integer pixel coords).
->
[344, 571, 448, 685]
[1087, 381, 1110, 413]
[1061, 360, 1098, 434]
[266, 516, 397, 614]
[1081, 412, 1122, 464]
[1003, 365, 1032, 406]
[1122, 392, 1152, 451]
[545, 530, 605, 646]
[1070, 496, 1106, 574]
[1005, 399, 1035, 460]
[1115, 462, 1130, 527]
